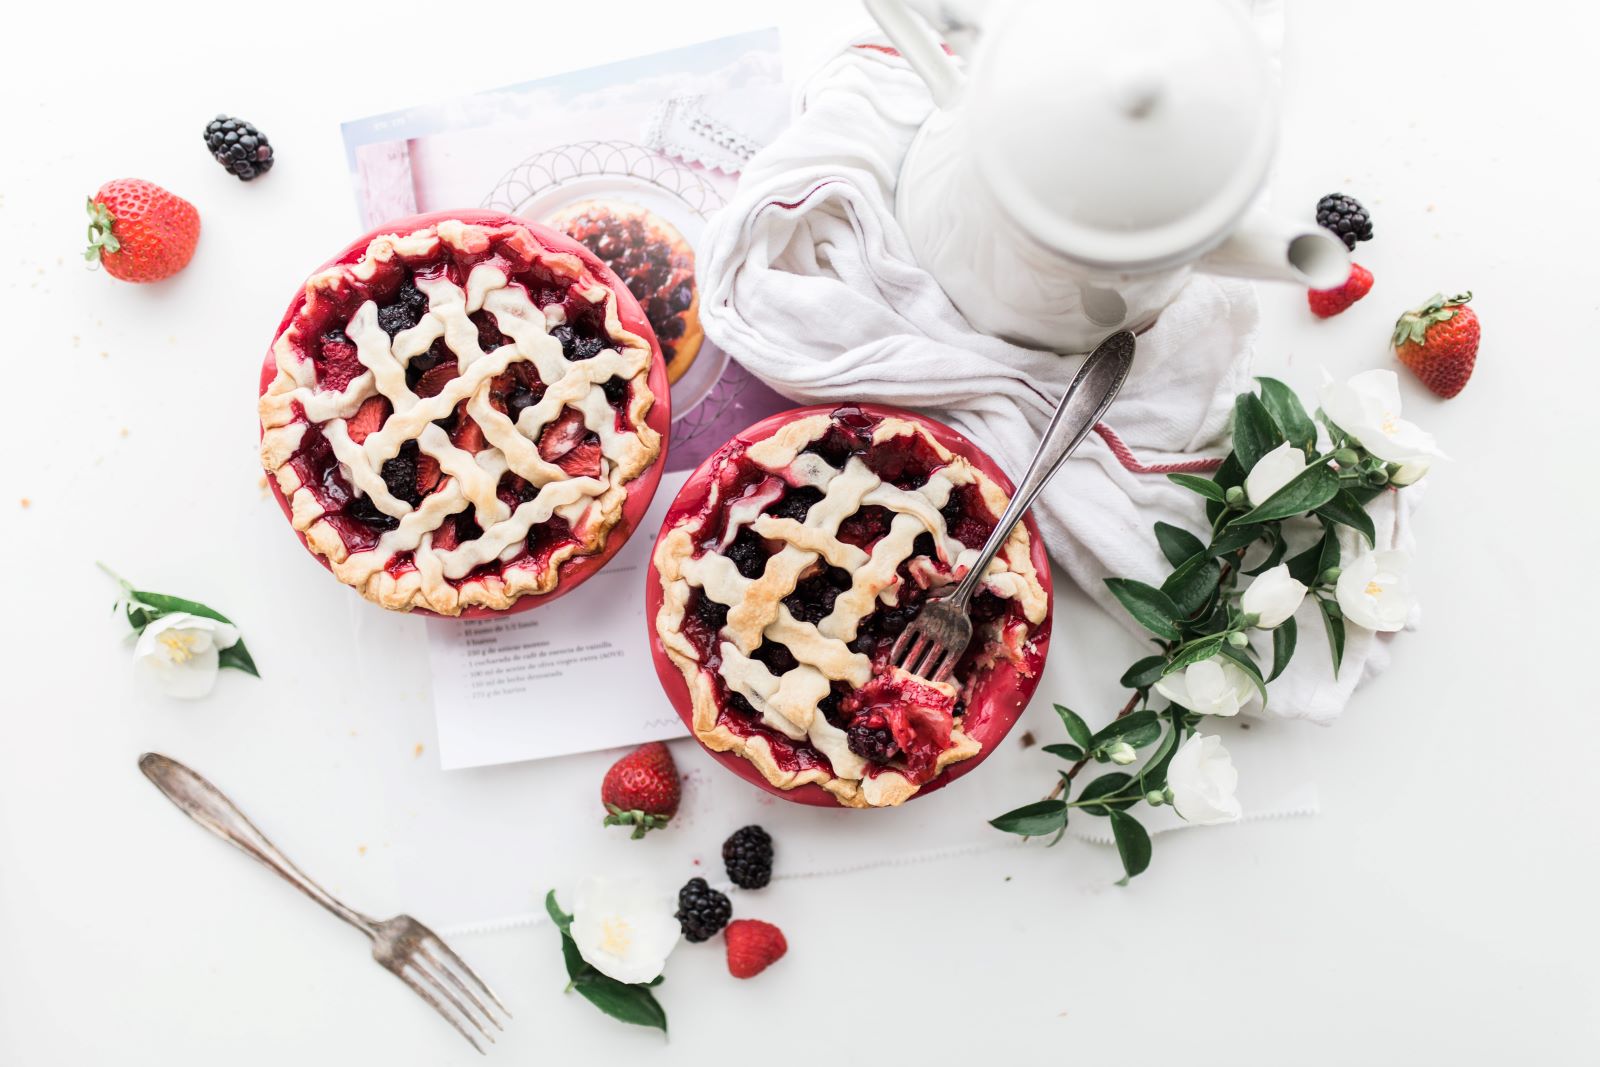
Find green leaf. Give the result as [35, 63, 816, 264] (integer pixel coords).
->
[1167, 473, 1226, 502]
[1161, 554, 1222, 618]
[1092, 710, 1161, 750]
[1232, 393, 1285, 471]
[1268, 617, 1297, 683]
[1208, 523, 1265, 558]
[217, 643, 261, 678]
[1041, 742, 1084, 761]
[1108, 810, 1153, 883]
[1256, 377, 1317, 451]
[1103, 578, 1182, 641]
[1120, 655, 1168, 690]
[1229, 461, 1340, 527]
[571, 971, 669, 1033]
[1154, 522, 1206, 567]
[1077, 773, 1138, 814]
[1316, 490, 1377, 547]
[1286, 532, 1327, 586]
[1243, 526, 1288, 577]
[1054, 705, 1094, 749]
[558, 930, 588, 983]
[989, 799, 1069, 836]
[544, 890, 573, 934]
[128, 589, 235, 626]
[1318, 598, 1346, 676]
[1132, 716, 1180, 790]
[1163, 634, 1225, 674]
[1206, 454, 1247, 525]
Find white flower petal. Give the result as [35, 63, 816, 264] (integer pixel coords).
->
[1244, 442, 1307, 507]
[1241, 564, 1308, 629]
[1336, 550, 1414, 633]
[1167, 734, 1242, 825]
[570, 876, 679, 985]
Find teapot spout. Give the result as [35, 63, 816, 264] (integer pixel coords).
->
[1199, 211, 1350, 289]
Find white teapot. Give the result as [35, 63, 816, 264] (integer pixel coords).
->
[864, 0, 1350, 353]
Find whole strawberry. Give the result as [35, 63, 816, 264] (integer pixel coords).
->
[1393, 291, 1478, 398]
[725, 919, 787, 979]
[600, 741, 680, 838]
[1307, 263, 1373, 319]
[85, 179, 200, 283]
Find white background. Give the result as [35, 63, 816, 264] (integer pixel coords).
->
[2, 0, 1597, 1062]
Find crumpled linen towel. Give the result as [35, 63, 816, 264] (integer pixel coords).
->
[696, 39, 1418, 725]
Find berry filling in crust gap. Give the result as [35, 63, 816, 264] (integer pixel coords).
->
[653, 407, 1050, 808]
[259, 218, 662, 615]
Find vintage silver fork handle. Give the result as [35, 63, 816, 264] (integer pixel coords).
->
[945, 330, 1137, 609]
[139, 753, 375, 938]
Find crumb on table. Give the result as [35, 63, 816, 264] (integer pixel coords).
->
[413, 742, 425, 759]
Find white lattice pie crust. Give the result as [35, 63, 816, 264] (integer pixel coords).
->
[654, 414, 1049, 807]
[260, 220, 661, 614]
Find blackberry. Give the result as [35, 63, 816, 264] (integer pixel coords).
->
[378, 281, 429, 338]
[691, 590, 729, 631]
[1314, 192, 1373, 250]
[203, 114, 274, 181]
[675, 877, 732, 943]
[345, 495, 397, 531]
[771, 486, 823, 523]
[572, 334, 606, 360]
[380, 443, 422, 506]
[847, 720, 900, 763]
[725, 528, 769, 579]
[722, 825, 774, 889]
[601, 377, 629, 409]
[549, 325, 577, 357]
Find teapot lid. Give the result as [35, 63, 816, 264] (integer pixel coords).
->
[968, 0, 1277, 270]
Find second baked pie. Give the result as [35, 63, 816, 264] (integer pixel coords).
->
[653, 406, 1050, 807]
[259, 214, 663, 615]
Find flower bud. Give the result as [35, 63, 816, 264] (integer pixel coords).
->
[1162, 786, 1176, 805]
[1366, 469, 1390, 486]
[1320, 566, 1342, 584]
[1334, 448, 1360, 468]
[1145, 789, 1166, 806]
[1224, 485, 1246, 506]
[1106, 741, 1137, 766]
[1227, 631, 1249, 648]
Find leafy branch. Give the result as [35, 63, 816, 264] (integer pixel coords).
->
[990, 378, 1423, 883]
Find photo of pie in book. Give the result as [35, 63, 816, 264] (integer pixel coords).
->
[648, 404, 1053, 808]
[258, 210, 670, 617]
[546, 198, 703, 386]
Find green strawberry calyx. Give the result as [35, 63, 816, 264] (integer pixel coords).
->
[602, 803, 673, 840]
[84, 197, 121, 263]
[1392, 291, 1472, 348]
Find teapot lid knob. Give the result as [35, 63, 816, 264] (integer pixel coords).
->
[967, 0, 1278, 270]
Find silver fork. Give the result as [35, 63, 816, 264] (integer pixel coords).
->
[891, 330, 1137, 682]
[138, 753, 509, 1054]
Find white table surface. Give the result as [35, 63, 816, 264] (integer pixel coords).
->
[3, 0, 1597, 1062]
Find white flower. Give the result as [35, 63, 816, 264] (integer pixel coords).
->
[1153, 657, 1257, 718]
[569, 876, 680, 985]
[1320, 370, 1446, 466]
[1245, 441, 1307, 506]
[133, 612, 241, 700]
[1166, 734, 1242, 825]
[1336, 550, 1415, 632]
[1240, 564, 1308, 629]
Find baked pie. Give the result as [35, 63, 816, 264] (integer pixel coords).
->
[546, 199, 703, 385]
[258, 214, 664, 615]
[653, 406, 1050, 807]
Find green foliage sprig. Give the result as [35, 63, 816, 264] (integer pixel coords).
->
[544, 891, 668, 1033]
[990, 378, 1420, 882]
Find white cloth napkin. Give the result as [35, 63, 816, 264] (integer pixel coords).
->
[696, 36, 1419, 726]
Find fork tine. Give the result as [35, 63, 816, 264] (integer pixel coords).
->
[889, 628, 916, 666]
[412, 958, 494, 1045]
[423, 933, 511, 1019]
[392, 963, 486, 1055]
[418, 938, 505, 1030]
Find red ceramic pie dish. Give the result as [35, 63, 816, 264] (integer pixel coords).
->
[644, 403, 1054, 807]
[258, 209, 671, 619]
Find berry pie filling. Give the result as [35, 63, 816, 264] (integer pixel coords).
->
[259, 219, 661, 614]
[655, 408, 1049, 808]
[547, 200, 702, 384]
